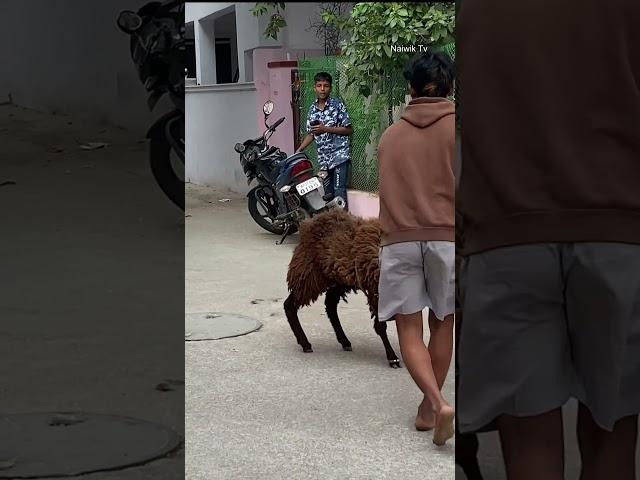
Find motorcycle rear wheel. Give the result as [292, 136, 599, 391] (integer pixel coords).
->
[248, 188, 298, 235]
[149, 135, 185, 210]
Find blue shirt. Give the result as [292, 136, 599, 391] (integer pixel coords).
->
[305, 97, 352, 170]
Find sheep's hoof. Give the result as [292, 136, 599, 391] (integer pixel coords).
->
[302, 346, 313, 353]
[342, 345, 353, 351]
[389, 359, 402, 368]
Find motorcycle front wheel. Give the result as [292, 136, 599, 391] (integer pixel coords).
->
[149, 135, 185, 210]
[247, 187, 298, 235]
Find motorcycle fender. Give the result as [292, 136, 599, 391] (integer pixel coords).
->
[247, 185, 276, 198]
[146, 109, 183, 139]
[248, 185, 280, 218]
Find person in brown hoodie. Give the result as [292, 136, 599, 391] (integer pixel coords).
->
[377, 51, 456, 446]
[457, 1, 640, 479]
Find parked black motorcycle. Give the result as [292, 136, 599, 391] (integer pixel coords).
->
[117, 0, 185, 210]
[235, 100, 345, 244]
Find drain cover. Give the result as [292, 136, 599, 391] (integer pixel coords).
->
[185, 312, 262, 341]
[0, 412, 180, 478]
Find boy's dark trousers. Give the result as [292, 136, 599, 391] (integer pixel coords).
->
[322, 161, 350, 210]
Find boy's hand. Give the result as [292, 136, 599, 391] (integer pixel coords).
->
[310, 124, 352, 136]
[296, 134, 315, 153]
[310, 123, 328, 135]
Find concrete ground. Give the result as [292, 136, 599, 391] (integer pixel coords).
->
[185, 184, 456, 479]
[1, 104, 184, 479]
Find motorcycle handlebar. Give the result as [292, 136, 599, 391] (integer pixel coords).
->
[270, 117, 285, 130]
[262, 116, 285, 141]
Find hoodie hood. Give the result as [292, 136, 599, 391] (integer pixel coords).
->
[401, 97, 455, 128]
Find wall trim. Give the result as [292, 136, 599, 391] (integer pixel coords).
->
[186, 82, 256, 93]
[267, 60, 298, 68]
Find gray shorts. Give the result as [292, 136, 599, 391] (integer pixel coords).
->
[458, 243, 640, 433]
[378, 241, 455, 322]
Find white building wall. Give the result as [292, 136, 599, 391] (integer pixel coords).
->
[186, 2, 330, 189]
[194, 17, 218, 85]
[187, 2, 281, 84]
[281, 3, 324, 51]
[185, 3, 233, 23]
[185, 83, 258, 194]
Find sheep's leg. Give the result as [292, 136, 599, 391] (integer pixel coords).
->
[325, 286, 352, 351]
[366, 294, 402, 368]
[284, 294, 313, 352]
[373, 319, 402, 368]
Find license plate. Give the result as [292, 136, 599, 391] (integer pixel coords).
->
[295, 177, 321, 196]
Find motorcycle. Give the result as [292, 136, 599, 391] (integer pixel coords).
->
[117, 0, 185, 210]
[235, 100, 346, 244]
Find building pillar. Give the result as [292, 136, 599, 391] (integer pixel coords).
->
[194, 19, 217, 85]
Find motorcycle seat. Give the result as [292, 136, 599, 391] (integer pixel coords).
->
[281, 152, 308, 167]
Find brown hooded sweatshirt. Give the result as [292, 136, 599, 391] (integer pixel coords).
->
[378, 97, 456, 246]
[457, 0, 640, 255]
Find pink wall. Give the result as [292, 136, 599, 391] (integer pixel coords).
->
[347, 190, 380, 219]
[266, 64, 296, 156]
[253, 48, 323, 157]
[253, 49, 283, 142]
[252, 49, 295, 156]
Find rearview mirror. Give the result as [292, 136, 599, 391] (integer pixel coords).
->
[117, 10, 143, 33]
[263, 100, 274, 116]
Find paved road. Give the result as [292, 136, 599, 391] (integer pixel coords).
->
[186, 184, 456, 479]
[1, 104, 184, 479]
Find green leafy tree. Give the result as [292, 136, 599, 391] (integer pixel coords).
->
[307, 2, 353, 56]
[250, 2, 287, 40]
[327, 2, 455, 105]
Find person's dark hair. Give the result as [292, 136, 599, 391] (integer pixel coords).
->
[314, 72, 333, 85]
[403, 51, 455, 98]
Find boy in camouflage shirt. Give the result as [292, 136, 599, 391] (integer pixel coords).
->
[297, 72, 353, 210]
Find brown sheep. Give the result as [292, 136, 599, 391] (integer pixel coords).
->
[283, 209, 402, 368]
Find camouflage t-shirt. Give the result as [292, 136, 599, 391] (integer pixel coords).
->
[305, 97, 352, 170]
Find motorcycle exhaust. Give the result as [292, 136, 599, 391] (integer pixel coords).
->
[326, 196, 346, 210]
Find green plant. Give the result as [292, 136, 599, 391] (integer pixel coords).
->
[325, 2, 455, 107]
[251, 2, 287, 40]
[295, 5, 455, 192]
[307, 2, 353, 56]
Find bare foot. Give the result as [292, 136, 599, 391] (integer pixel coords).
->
[415, 397, 436, 431]
[432, 405, 455, 446]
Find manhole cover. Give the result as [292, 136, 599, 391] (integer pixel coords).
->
[0, 412, 181, 478]
[185, 312, 262, 341]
